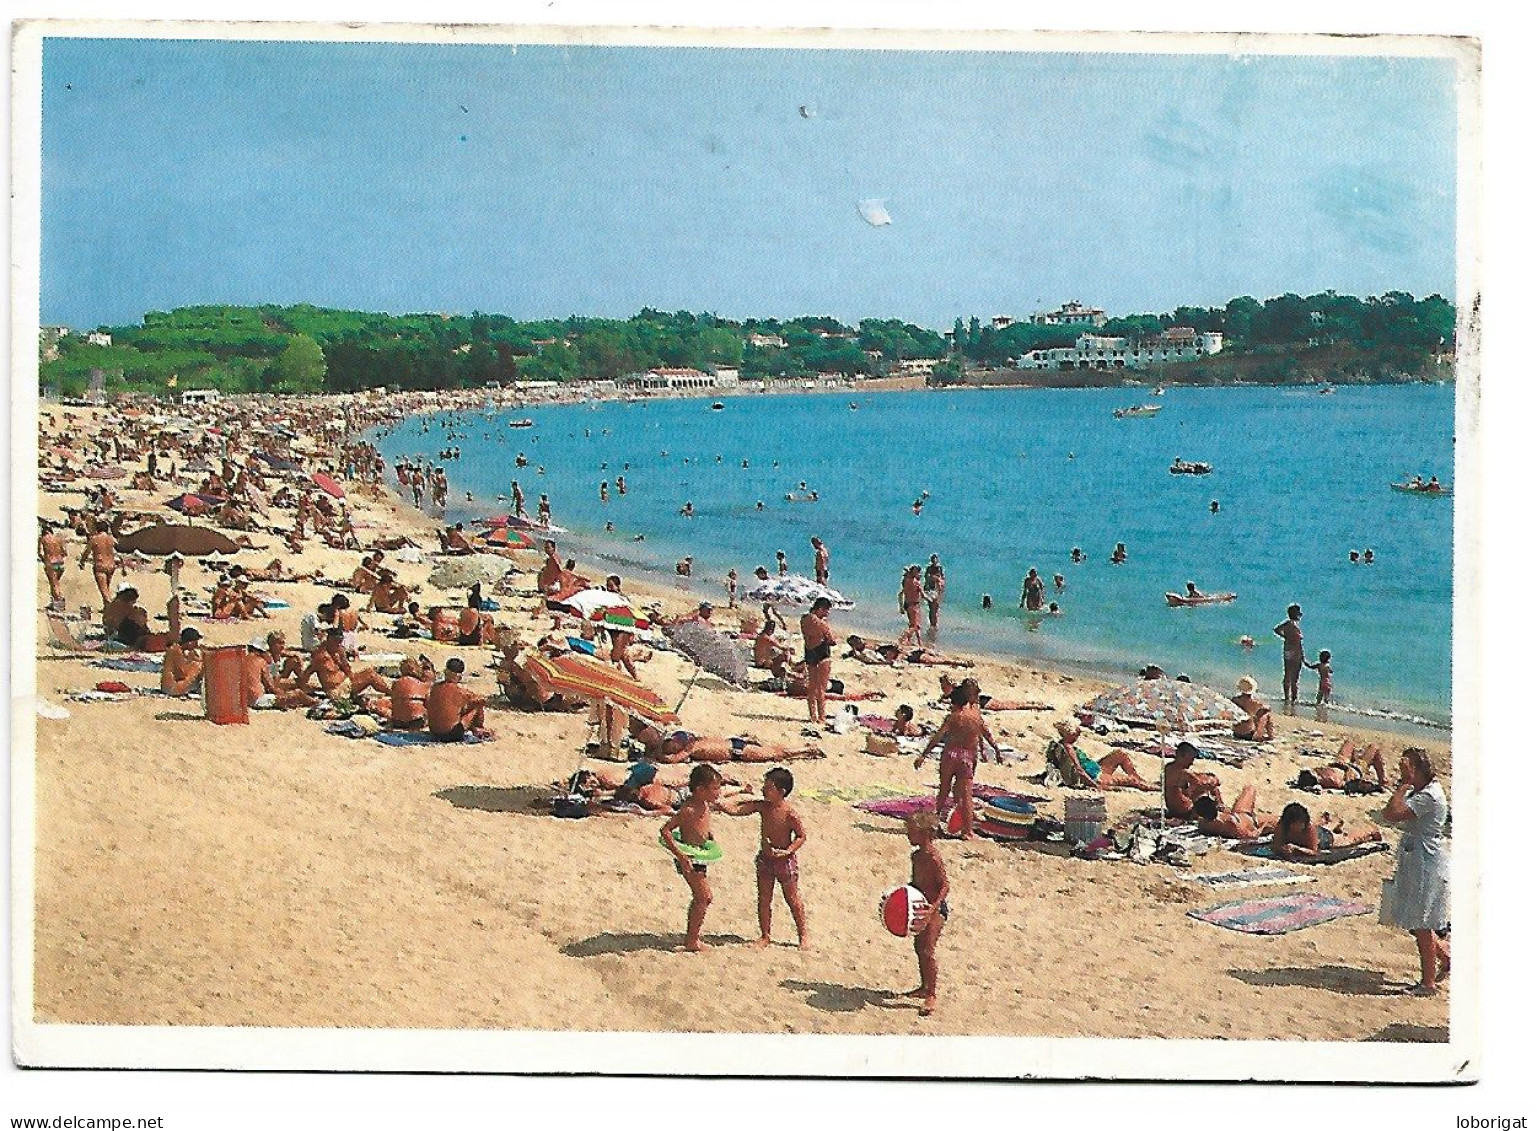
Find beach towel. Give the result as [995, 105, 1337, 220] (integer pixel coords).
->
[92, 657, 163, 673]
[372, 729, 492, 747]
[854, 785, 1044, 819]
[1187, 866, 1314, 890]
[1188, 893, 1372, 935]
[1236, 841, 1391, 865]
[859, 714, 896, 734]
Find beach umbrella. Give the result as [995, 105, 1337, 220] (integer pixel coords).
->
[1079, 676, 1242, 732]
[521, 651, 679, 726]
[506, 514, 568, 534]
[550, 588, 634, 619]
[478, 527, 537, 550]
[744, 574, 855, 610]
[117, 522, 241, 557]
[594, 605, 651, 634]
[254, 451, 304, 473]
[311, 471, 345, 499]
[428, 553, 513, 589]
[164, 492, 222, 517]
[662, 619, 751, 710]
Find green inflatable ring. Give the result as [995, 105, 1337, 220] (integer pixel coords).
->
[660, 829, 724, 863]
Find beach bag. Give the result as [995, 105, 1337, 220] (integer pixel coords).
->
[1378, 878, 1396, 926]
[865, 733, 899, 757]
[551, 794, 590, 820]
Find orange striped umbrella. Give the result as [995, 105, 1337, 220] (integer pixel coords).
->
[521, 651, 679, 725]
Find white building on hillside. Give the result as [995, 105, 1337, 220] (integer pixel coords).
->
[1030, 301, 1109, 328]
[624, 367, 719, 391]
[894, 357, 939, 378]
[86, 331, 114, 347]
[1018, 329, 1223, 372]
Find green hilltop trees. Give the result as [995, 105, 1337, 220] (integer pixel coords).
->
[38, 292, 1455, 398]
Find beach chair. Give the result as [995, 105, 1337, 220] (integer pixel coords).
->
[45, 611, 104, 653]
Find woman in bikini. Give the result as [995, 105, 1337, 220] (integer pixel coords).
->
[914, 685, 1001, 840]
[897, 565, 925, 649]
[1272, 802, 1383, 859]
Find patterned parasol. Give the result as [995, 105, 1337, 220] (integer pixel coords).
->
[1079, 676, 1243, 732]
[743, 574, 855, 610]
[662, 619, 751, 688]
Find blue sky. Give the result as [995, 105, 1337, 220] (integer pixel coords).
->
[40, 38, 1458, 329]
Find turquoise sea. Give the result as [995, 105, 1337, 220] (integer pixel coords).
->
[374, 384, 1457, 729]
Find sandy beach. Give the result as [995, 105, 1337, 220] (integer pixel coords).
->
[27, 395, 1451, 1043]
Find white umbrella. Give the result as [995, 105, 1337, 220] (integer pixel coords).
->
[744, 573, 855, 610]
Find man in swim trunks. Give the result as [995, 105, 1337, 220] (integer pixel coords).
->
[923, 555, 946, 629]
[811, 537, 830, 585]
[537, 540, 563, 595]
[246, 632, 317, 710]
[753, 620, 791, 670]
[301, 627, 392, 705]
[1164, 741, 1224, 817]
[160, 627, 205, 696]
[800, 597, 837, 726]
[425, 657, 489, 741]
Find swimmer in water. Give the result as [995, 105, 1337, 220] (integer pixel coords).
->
[1210, 500, 1220, 513]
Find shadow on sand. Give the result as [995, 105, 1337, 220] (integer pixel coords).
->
[1362, 1022, 1450, 1043]
[1228, 964, 1404, 997]
[561, 931, 750, 957]
[434, 784, 550, 815]
[779, 979, 906, 1014]
[152, 710, 207, 722]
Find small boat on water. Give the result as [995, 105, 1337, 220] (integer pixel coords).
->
[1169, 459, 1213, 475]
[1152, 386, 1166, 396]
[1113, 404, 1162, 419]
[1391, 481, 1452, 498]
[509, 419, 535, 429]
[710, 402, 725, 411]
[849, 402, 859, 410]
[1166, 591, 1237, 607]
[1319, 385, 1336, 396]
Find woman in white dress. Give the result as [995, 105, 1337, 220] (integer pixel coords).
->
[1381, 747, 1451, 995]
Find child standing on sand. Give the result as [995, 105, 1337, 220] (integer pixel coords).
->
[660, 764, 728, 952]
[1305, 649, 1334, 705]
[729, 768, 809, 949]
[904, 812, 949, 1017]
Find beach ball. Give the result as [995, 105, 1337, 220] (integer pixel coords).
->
[944, 806, 965, 837]
[880, 885, 930, 938]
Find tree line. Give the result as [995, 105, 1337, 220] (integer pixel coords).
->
[39, 291, 1453, 398]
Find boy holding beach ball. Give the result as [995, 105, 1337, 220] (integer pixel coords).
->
[904, 811, 950, 1017]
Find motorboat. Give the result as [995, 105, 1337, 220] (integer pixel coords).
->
[1113, 404, 1162, 419]
[509, 418, 535, 428]
[710, 402, 725, 410]
[1169, 459, 1213, 475]
[1391, 481, 1451, 497]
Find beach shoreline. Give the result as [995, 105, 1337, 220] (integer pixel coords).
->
[26, 391, 1450, 1046]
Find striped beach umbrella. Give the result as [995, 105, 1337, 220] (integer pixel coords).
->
[593, 606, 651, 633]
[520, 651, 679, 725]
